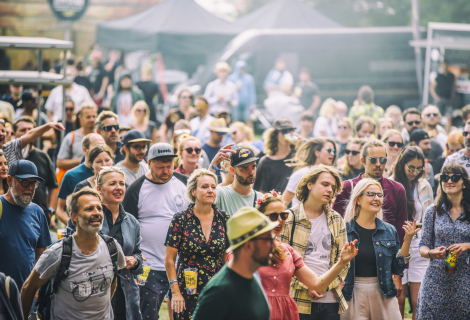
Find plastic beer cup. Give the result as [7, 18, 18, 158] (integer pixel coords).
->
[184, 268, 198, 295]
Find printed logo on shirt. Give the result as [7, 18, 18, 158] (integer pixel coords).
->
[239, 148, 250, 158]
[305, 227, 331, 256]
[174, 195, 184, 208]
[69, 266, 112, 302]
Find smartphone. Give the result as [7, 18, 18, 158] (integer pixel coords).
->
[416, 223, 423, 229]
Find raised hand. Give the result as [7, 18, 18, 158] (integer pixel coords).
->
[403, 220, 420, 242]
[340, 239, 358, 264]
[210, 144, 236, 167]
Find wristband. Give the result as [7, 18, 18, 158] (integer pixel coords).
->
[210, 165, 228, 174]
[428, 250, 432, 259]
[169, 279, 178, 289]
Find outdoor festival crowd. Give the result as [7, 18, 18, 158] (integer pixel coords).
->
[0, 51, 469, 320]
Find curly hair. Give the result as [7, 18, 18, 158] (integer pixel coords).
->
[295, 165, 343, 205]
[263, 128, 279, 156]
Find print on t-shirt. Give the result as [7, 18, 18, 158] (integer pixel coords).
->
[71, 265, 113, 302]
[305, 226, 331, 260]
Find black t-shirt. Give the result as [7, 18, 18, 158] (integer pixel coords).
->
[354, 221, 377, 277]
[103, 204, 126, 248]
[435, 72, 455, 99]
[294, 81, 319, 110]
[136, 81, 159, 123]
[253, 150, 295, 193]
[74, 77, 92, 92]
[26, 148, 59, 213]
[88, 66, 107, 94]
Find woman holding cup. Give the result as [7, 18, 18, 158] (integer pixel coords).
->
[164, 169, 229, 320]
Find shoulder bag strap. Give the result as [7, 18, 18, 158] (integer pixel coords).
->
[431, 206, 437, 249]
[52, 236, 73, 293]
[69, 131, 75, 159]
[289, 208, 296, 247]
[108, 223, 121, 239]
[5, 276, 10, 300]
[253, 191, 258, 208]
[0, 196, 3, 222]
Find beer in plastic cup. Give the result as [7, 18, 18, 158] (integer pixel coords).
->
[184, 268, 198, 295]
[137, 262, 151, 286]
[57, 229, 67, 239]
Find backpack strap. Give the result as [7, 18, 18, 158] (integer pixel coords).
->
[5, 276, 10, 300]
[252, 191, 258, 208]
[52, 236, 73, 293]
[99, 234, 119, 282]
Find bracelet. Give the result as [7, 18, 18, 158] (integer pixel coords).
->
[169, 279, 178, 289]
[210, 165, 228, 174]
[428, 250, 432, 259]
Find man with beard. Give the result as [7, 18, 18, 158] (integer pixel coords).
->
[21, 187, 126, 320]
[210, 145, 262, 216]
[443, 120, 470, 176]
[193, 207, 277, 320]
[115, 130, 151, 185]
[0, 160, 51, 290]
[96, 111, 125, 163]
[123, 143, 188, 320]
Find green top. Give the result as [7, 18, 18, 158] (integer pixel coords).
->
[193, 265, 270, 320]
[215, 185, 262, 216]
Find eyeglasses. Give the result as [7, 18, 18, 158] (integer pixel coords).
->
[136, 109, 147, 113]
[14, 177, 40, 189]
[463, 131, 470, 137]
[338, 126, 348, 130]
[265, 211, 289, 222]
[387, 141, 403, 148]
[326, 148, 336, 156]
[102, 125, 119, 132]
[407, 120, 421, 126]
[345, 149, 360, 156]
[440, 174, 462, 183]
[130, 144, 148, 152]
[425, 113, 439, 118]
[405, 163, 424, 174]
[180, 95, 193, 100]
[361, 191, 384, 199]
[185, 147, 201, 154]
[367, 157, 387, 165]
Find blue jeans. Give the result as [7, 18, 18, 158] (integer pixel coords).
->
[139, 270, 169, 320]
[299, 303, 340, 320]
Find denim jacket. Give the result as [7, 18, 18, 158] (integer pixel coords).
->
[66, 205, 144, 320]
[342, 218, 408, 301]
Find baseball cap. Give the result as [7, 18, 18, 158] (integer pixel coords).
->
[273, 117, 296, 131]
[208, 118, 230, 133]
[17, 90, 37, 107]
[230, 146, 259, 167]
[148, 143, 178, 160]
[122, 129, 152, 146]
[410, 129, 430, 144]
[8, 160, 44, 181]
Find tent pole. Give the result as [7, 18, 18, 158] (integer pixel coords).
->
[422, 24, 433, 106]
[411, 0, 423, 100]
[36, 49, 43, 148]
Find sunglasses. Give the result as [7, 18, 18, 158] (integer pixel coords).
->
[463, 131, 470, 137]
[136, 109, 147, 113]
[130, 144, 148, 152]
[367, 157, 387, 165]
[338, 126, 348, 130]
[405, 163, 424, 174]
[425, 113, 439, 118]
[217, 132, 226, 136]
[194, 104, 207, 108]
[185, 147, 201, 154]
[281, 129, 293, 135]
[102, 125, 119, 132]
[387, 141, 403, 148]
[326, 148, 336, 156]
[65, 107, 74, 112]
[180, 95, 193, 100]
[345, 149, 360, 156]
[440, 174, 462, 183]
[14, 177, 40, 189]
[361, 191, 384, 199]
[265, 211, 289, 222]
[407, 120, 421, 126]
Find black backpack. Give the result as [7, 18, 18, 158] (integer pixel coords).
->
[37, 233, 119, 320]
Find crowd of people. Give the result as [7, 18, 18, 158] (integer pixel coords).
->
[0, 52, 468, 320]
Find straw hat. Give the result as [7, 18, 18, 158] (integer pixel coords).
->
[214, 61, 231, 72]
[208, 118, 230, 133]
[226, 207, 279, 252]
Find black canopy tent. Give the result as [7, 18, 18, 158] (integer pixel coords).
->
[96, 0, 241, 56]
[235, 0, 343, 29]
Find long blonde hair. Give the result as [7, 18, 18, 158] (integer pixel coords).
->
[344, 178, 383, 222]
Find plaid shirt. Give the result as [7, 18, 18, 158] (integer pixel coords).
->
[281, 203, 350, 314]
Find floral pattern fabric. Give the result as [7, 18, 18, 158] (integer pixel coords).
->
[165, 204, 229, 320]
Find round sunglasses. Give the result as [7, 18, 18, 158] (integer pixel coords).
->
[367, 157, 387, 165]
[185, 147, 201, 154]
[265, 211, 289, 222]
[326, 147, 336, 156]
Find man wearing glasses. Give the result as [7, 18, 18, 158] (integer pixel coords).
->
[443, 120, 470, 177]
[115, 130, 151, 185]
[95, 111, 125, 163]
[0, 160, 51, 290]
[332, 139, 408, 298]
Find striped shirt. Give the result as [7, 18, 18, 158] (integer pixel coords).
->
[2, 138, 22, 164]
[281, 203, 350, 314]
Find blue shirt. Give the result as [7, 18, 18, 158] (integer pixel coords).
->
[58, 163, 94, 199]
[0, 196, 52, 288]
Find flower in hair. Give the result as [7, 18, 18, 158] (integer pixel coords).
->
[257, 190, 282, 207]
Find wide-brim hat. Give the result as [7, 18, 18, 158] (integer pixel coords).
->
[208, 118, 230, 133]
[226, 207, 279, 252]
[273, 117, 296, 131]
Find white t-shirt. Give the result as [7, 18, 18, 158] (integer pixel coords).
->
[266, 70, 294, 98]
[116, 92, 133, 126]
[313, 116, 337, 139]
[285, 166, 310, 207]
[115, 160, 149, 186]
[190, 115, 214, 145]
[412, 186, 424, 249]
[302, 212, 337, 303]
[35, 235, 126, 320]
[45, 83, 96, 122]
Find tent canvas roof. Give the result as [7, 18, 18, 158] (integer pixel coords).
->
[236, 0, 342, 29]
[96, 0, 241, 54]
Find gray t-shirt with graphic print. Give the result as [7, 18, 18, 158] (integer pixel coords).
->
[35, 235, 126, 320]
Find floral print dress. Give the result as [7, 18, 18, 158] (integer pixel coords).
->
[417, 203, 470, 320]
[165, 204, 229, 320]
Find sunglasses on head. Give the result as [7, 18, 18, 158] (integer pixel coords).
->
[440, 174, 462, 183]
[265, 211, 289, 222]
[368, 157, 387, 165]
[345, 149, 360, 156]
[185, 147, 201, 154]
[463, 131, 470, 137]
[407, 120, 421, 126]
[326, 147, 336, 155]
[387, 141, 403, 148]
[102, 125, 119, 132]
[425, 113, 439, 118]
